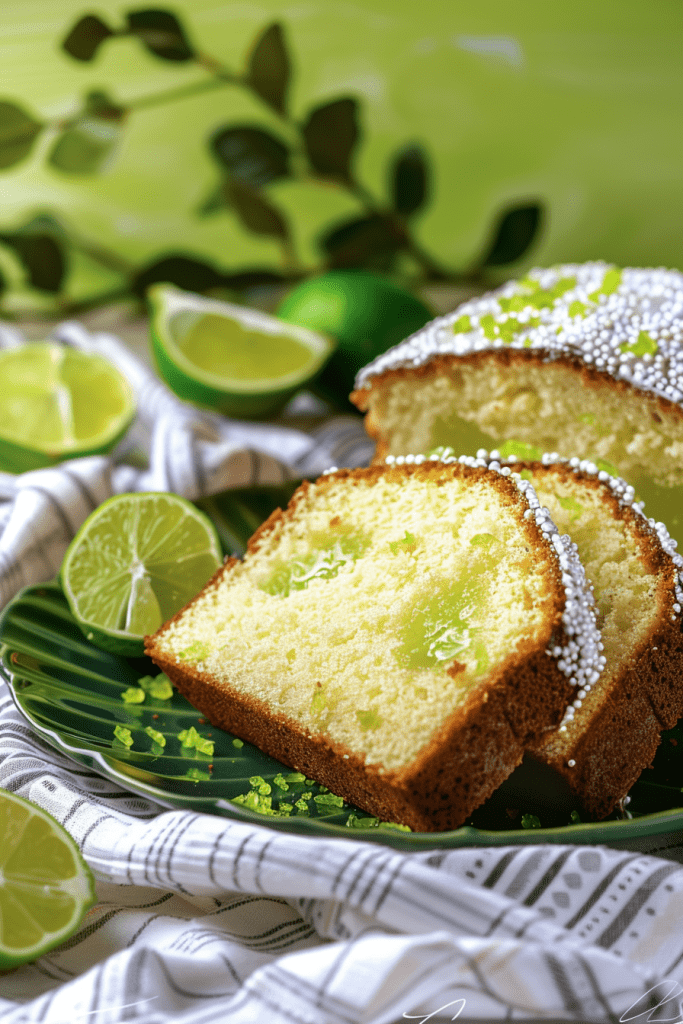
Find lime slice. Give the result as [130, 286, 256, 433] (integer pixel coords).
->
[0, 343, 136, 474]
[61, 492, 223, 656]
[148, 284, 335, 418]
[276, 270, 432, 402]
[0, 789, 95, 968]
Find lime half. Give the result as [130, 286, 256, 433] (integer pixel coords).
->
[0, 343, 136, 474]
[61, 492, 223, 656]
[148, 284, 335, 418]
[0, 789, 95, 968]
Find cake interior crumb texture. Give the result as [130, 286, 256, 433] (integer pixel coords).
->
[148, 464, 577, 830]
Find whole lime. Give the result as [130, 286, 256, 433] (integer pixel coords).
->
[276, 271, 432, 403]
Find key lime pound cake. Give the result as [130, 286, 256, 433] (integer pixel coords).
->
[350, 263, 683, 547]
[146, 456, 603, 832]
[497, 454, 683, 819]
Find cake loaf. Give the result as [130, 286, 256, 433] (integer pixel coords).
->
[350, 263, 683, 547]
[500, 455, 683, 819]
[146, 456, 603, 831]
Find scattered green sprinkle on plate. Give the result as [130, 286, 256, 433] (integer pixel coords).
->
[113, 724, 133, 748]
[178, 725, 214, 756]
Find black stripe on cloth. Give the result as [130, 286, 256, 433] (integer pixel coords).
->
[355, 850, 397, 906]
[219, 952, 245, 989]
[231, 829, 258, 891]
[26, 485, 75, 539]
[57, 896, 176, 953]
[156, 812, 202, 895]
[564, 854, 642, 930]
[330, 846, 373, 897]
[370, 854, 408, 914]
[60, 466, 101, 512]
[595, 862, 681, 948]
[544, 951, 585, 1018]
[61, 796, 87, 825]
[174, 919, 317, 955]
[267, 960, 357, 1024]
[191, 429, 206, 495]
[482, 849, 522, 888]
[208, 825, 231, 886]
[254, 834, 275, 893]
[79, 812, 114, 847]
[575, 949, 622, 1024]
[523, 849, 575, 906]
[138, 810, 186, 887]
[504, 848, 548, 900]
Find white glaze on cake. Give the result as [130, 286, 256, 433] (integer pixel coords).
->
[357, 263, 683, 408]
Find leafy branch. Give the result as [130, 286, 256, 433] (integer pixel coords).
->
[0, 8, 543, 313]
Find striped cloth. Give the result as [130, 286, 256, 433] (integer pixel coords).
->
[2, 325, 683, 1022]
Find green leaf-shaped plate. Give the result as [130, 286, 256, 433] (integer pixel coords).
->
[3, 580, 683, 854]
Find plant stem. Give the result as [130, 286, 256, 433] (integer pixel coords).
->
[127, 73, 238, 113]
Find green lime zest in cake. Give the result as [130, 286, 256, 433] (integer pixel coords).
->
[556, 495, 584, 522]
[389, 531, 416, 555]
[178, 640, 212, 661]
[262, 534, 370, 597]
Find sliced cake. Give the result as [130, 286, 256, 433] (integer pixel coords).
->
[350, 263, 683, 548]
[500, 455, 683, 819]
[146, 456, 603, 832]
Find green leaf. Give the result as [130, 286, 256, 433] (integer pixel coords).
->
[62, 15, 115, 61]
[0, 102, 44, 170]
[48, 92, 125, 174]
[247, 23, 290, 115]
[225, 179, 290, 239]
[126, 8, 194, 62]
[482, 203, 543, 267]
[132, 254, 224, 298]
[210, 126, 290, 188]
[302, 98, 360, 182]
[0, 233, 66, 292]
[391, 144, 429, 217]
[318, 214, 402, 271]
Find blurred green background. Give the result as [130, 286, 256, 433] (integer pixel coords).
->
[1, 1, 682, 316]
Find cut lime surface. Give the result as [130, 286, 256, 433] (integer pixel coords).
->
[61, 492, 223, 656]
[148, 284, 335, 418]
[276, 271, 432, 402]
[0, 789, 95, 968]
[0, 343, 136, 474]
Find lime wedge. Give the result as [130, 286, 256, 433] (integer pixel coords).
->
[0, 343, 136, 474]
[0, 789, 95, 968]
[148, 284, 335, 418]
[61, 492, 223, 656]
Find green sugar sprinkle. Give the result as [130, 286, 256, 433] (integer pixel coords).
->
[620, 330, 658, 358]
[232, 738, 244, 748]
[140, 674, 174, 700]
[451, 313, 472, 334]
[122, 687, 145, 704]
[521, 813, 542, 829]
[186, 768, 211, 781]
[273, 773, 290, 790]
[178, 725, 214, 756]
[314, 793, 345, 808]
[144, 725, 166, 747]
[113, 725, 134, 748]
[122, 674, 174, 704]
[285, 772, 306, 784]
[569, 809, 582, 824]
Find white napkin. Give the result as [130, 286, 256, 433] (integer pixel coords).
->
[2, 324, 683, 1024]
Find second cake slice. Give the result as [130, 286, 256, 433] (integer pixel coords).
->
[146, 456, 602, 831]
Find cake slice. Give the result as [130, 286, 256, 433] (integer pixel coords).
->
[350, 263, 683, 548]
[500, 455, 683, 820]
[146, 456, 603, 831]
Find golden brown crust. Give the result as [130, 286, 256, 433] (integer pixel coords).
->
[145, 460, 577, 832]
[148, 638, 574, 832]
